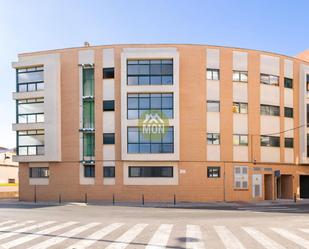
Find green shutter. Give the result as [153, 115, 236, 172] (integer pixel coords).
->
[83, 100, 94, 128]
[83, 68, 94, 96]
[83, 133, 95, 157]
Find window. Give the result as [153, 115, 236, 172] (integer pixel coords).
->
[103, 68, 114, 79]
[127, 93, 173, 119]
[233, 71, 248, 82]
[207, 69, 220, 80]
[260, 105, 280, 116]
[83, 100, 94, 128]
[128, 166, 173, 177]
[29, 167, 49, 178]
[103, 166, 115, 178]
[83, 133, 95, 157]
[260, 136, 280, 147]
[207, 101, 220, 112]
[127, 59, 173, 85]
[103, 100, 115, 111]
[17, 130, 44, 156]
[207, 167, 220, 178]
[127, 127, 174, 153]
[233, 102, 248, 114]
[233, 135, 248, 146]
[260, 74, 279, 86]
[84, 164, 95, 177]
[17, 98, 44, 123]
[284, 78, 293, 89]
[307, 75, 309, 91]
[83, 67, 94, 97]
[284, 107, 293, 118]
[103, 133, 115, 144]
[285, 138, 293, 148]
[234, 166, 248, 189]
[207, 133, 220, 145]
[17, 67, 44, 92]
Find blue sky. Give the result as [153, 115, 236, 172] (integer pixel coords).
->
[0, 0, 309, 148]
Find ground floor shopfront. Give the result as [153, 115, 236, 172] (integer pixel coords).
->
[18, 161, 309, 203]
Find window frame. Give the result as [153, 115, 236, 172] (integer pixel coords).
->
[103, 133, 115, 145]
[284, 137, 294, 148]
[207, 133, 220, 145]
[207, 166, 220, 178]
[84, 164, 95, 178]
[17, 98, 44, 124]
[284, 77, 293, 89]
[17, 130, 45, 156]
[233, 134, 248, 146]
[207, 100, 220, 112]
[128, 166, 173, 178]
[103, 100, 115, 111]
[16, 66, 44, 93]
[260, 136, 280, 147]
[103, 67, 115, 79]
[260, 104, 280, 116]
[29, 167, 49, 178]
[206, 68, 220, 80]
[233, 71, 248, 83]
[233, 102, 248, 114]
[103, 166, 115, 178]
[260, 73, 279, 86]
[284, 107, 293, 118]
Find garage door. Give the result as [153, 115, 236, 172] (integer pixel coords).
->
[300, 175, 309, 198]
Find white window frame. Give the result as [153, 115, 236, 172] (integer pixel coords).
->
[234, 165, 248, 189]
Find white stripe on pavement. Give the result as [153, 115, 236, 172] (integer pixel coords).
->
[0, 221, 16, 227]
[66, 223, 124, 249]
[1, 221, 78, 249]
[271, 228, 309, 249]
[242, 227, 285, 249]
[145, 224, 173, 249]
[0, 221, 55, 241]
[214, 226, 246, 249]
[28, 222, 100, 249]
[105, 223, 148, 249]
[299, 228, 309, 234]
[186, 225, 205, 249]
[0, 220, 36, 232]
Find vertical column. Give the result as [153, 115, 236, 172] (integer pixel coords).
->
[279, 58, 285, 163]
[293, 61, 300, 164]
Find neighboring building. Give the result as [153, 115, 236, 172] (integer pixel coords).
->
[11, 44, 309, 202]
[0, 147, 18, 184]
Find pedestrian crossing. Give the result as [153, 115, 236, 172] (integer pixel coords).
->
[0, 219, 308, 248]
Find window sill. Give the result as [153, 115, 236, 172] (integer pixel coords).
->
[234, 188, 249, 191]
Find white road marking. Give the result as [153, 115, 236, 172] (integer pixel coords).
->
[0, 220, 36, 232]
[186, 225, 205, 249]
[66, 223, 124, 249]
[0, 221, 55, 241]
[242, 227, 285, 249]
[105, 223, 148, 249]
[299, 228, 309, 234]
[1, 221, 77, 249]
[28, 222, 100, 249]
[214, 226, 246, 249]
[145, 224, 173, 249]
[271, 228, 309, 249]
[0, 221, 16, 227]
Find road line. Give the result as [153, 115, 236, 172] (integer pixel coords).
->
[28, 222, 100, 249]
[214, 226, 246, 249]
[242, 227, 285, 249]
[299, 228, 309, 234]
[186, 225, 205, 249]
[271, 228, 309, 249]
[0, 221, 16, 227]
[1, 221, 77, 249]
[145, 224, 173, 249]
[0, 220, 36, 232]
[105, 223, 148, 249]
[66, 223, 124, 249]
[0, 221, 55, 241]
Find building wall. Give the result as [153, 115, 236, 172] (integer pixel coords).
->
[12, 44, 309, 202]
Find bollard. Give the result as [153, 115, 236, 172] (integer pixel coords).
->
[142, 194, 145, 205]
[112, 194, 115, 205]
[59, 194, 62, 204]
[85, 193, 88, 204]
[34, 185, 37, 203]
[173, 194, 176, 205]
[294, 193, 297, 203]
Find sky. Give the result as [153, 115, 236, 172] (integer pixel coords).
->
[0, 0, 309, 148]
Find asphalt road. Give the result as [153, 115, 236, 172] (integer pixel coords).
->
[0, 201, 309, 248]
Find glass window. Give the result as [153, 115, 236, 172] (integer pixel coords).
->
[207, 69, 220, 80]
[127, 127, 174, 154]
[260, 136, 280, 147]
[17, 98, 44, 124]
[284, 107, 293, 118]
[83, 100, 94, 128]
[17, 130, 45, 156]
[103, 100, 115, 111]
[83, 68, 94, 96]
[128, 166, 173, 177]
[103, 166, 115, 178]
[285, 138, 293, 148]
[260, 105, 280, 116]
[103, 68, 114, 79]
[207, 101, 220, 112]
[83, 133, 95, 157]
[233, 102, 248, 114]
[260, 74, 279, 86]
[17, 67, 44, 92]
[103, 133, 115, 144]
[207, 167, 220, 178]
[29, 167, 49, 178]
[284, 78, 293, 89]
[207, 133, 220, 145]
[84, 164, 95, 177]
[233, 135, 248, 146]
[233, 71, 248, 82]
[127, 59, 173, 85]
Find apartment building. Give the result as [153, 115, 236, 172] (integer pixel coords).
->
[12, 44, 309, 202]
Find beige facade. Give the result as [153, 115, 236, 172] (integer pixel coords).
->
[11, 44, 309, 202]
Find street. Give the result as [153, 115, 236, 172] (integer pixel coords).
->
[0, 201, 309, 248]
